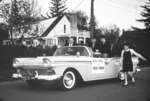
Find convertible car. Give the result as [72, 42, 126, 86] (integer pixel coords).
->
[12, 46, 139, 90]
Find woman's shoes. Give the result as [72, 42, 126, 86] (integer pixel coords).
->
[123, 82, 128, 86]
[123, 79, 135, 86]
[132, 78, 135, 84]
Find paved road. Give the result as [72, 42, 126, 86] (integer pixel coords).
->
[0, 68, 150, 101]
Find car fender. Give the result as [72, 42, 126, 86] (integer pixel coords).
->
[52, 64, 87, 81]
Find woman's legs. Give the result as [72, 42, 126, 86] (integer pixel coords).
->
[129, 72, 135, 83]
[124, 72, 128, 85]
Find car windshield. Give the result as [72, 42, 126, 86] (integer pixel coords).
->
[54, 46, 89, 56]
[87, 47, 94, 57]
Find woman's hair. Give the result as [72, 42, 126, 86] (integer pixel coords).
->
[123, 41, 130, 47]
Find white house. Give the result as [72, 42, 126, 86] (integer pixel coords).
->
[40, 15, 71, 46]
[39, 15, 90, 46]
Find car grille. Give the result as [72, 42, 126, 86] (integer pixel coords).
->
[19, 69, 52, 77]
[20, 69, 36, 77]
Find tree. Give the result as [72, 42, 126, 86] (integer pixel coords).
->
[95, 25, 120, 49]
[98, 25, 120, 56]
[100, 25, 120, 44]
[76, 11, 89, 30]
[66, 11, 90, 31]
[49, 0, 67, 17]
[0, 0, 41, 39]
[137, 0, 150, 31]
[0, 23, 9, 41]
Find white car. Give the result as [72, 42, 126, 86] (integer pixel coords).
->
[12, 46, 139, 90]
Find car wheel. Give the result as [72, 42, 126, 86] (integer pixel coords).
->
[59, 70, 76, 90]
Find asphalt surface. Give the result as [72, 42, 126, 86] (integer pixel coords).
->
[0, 68, 150, 101]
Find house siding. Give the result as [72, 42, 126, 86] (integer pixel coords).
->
[45, 16, 71, 38]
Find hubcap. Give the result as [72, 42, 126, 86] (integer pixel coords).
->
[63, 71, 75, 89]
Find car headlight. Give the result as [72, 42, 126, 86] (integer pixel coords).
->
[13, 68, 21, 74]
[43, 58, 51, 63]
[42, 58, 53, 67]
[13, 59, 19, 67]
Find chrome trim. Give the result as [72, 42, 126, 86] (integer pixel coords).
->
[12, 73, 62, 81]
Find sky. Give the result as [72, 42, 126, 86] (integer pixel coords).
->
[37, 0, 147, 30]
[0, 0, 146, 30]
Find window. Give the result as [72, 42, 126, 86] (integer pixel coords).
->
[54, 47, 89, 56]
[64, 25, 66, 33]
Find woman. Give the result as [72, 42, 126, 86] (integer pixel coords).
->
[121, 42, 146, 86]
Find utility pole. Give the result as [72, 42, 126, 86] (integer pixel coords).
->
[9, 0, 16, 43]
[9, 0, 13, 42]
[90, 0, 95, 39]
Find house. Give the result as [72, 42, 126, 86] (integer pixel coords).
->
[39, 14, 90, 47]
[39, 15, 72, 46]
[11, 14, 90, 47]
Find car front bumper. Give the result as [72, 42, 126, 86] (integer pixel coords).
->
[12, 73, 62, 81]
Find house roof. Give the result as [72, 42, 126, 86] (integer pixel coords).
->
[40, 16, 64, 37]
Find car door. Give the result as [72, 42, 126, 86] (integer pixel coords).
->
[90, 57, 106, 80]
[90, 57, 120, 80]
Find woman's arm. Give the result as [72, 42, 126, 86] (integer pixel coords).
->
[130, 49, 147, 61]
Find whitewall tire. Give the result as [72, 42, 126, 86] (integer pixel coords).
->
[59, 70, 76, 90]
